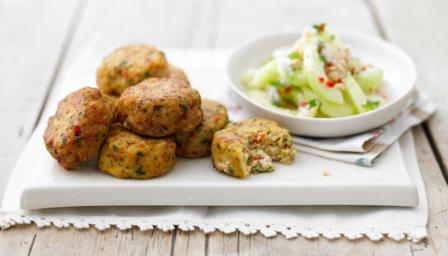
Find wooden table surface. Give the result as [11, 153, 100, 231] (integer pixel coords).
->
[0, 0, 447, 255]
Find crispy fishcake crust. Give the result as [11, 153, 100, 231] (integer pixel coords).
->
[176, 99, 228, 157]
[116, 78, 203, 137]
[43, 87, 115, 170]
[98, 125, 176, 179]
[97, 45, 168, 96]
[211, 118, 295, 178]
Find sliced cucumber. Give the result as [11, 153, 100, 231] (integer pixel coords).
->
[348, 57, 361, 71]
[248, 60, 279, 89]
[303, 87, 354, 117]
[302, 87, 318, 101]
[343, 74, 367, 114]
[280, 88, 302, 106]
[354, 67, 383, 93]
[287, 70, 308, 88]
[247, 90, 277, 108]
[320, 100, 355, 117]
[267, 85, 302, 109]
[366, 93, 386, 105]
[303, 44, 344, 104]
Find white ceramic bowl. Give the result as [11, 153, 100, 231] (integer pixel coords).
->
[227, 31, 416, 137]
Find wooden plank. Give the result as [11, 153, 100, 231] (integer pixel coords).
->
[0, 0, 82, 205]
[413, 127, 448, 255]
[0, 0, 81, 253]
[1, 1, 447, 256]
[28, 227, 98, 256]
[8, 0, 209, 254]
[206, 0, 377, 253]
[0, 226, 36, 256]
[0, 226, 174, 256]
[207, 0, 448, 254]
[172, 230, 206, 256]
[370, 0, 448, 179]
[207, 231, 239, 255]
[212, 0, 377, 48]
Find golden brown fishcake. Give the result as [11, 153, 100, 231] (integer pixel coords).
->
[211, 118, 295, 178]
[165, 65, 189, 82]
[101, 93, 119, 119]
[102, 93, 119, 109]
[97, 45, 168, 96]
[176, 99, 228, 158]
[44, 87, 115, 170]
[116, 78, 203, 137]
[98, 125, 176, 179]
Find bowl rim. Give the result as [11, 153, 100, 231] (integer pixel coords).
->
[226, 30, 417, 123]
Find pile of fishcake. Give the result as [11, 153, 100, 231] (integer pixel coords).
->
[44, 44, 229, 179]
[43, 44, 295, 179]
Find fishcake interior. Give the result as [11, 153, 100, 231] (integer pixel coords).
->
[212, 118, 295, 178]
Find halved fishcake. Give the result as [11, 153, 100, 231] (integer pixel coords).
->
[225, 118, 296, 164]
[211, 118, 295, 178]
[211, 130, 251, 178]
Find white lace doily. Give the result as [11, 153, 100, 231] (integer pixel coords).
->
[0, 48, 428, 242]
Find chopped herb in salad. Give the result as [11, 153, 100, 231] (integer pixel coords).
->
[241, 23, 386, 118]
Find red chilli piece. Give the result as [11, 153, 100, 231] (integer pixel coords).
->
[319, 24, 325, 32]
[326, 62, 334, 67]
[283, 144, 291, 149]
[318, 77, 325, 83]
[251, 155, 263, 161]
[326, 80, 335, 88]
[284, 85, 293, 93]
[73, 125, 82, 136]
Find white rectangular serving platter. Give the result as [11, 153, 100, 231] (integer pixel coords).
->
[3, 49, 418, 210]
[8, 124, 418, 210]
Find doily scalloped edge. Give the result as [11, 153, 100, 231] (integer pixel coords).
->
[0, 213, 427, 243]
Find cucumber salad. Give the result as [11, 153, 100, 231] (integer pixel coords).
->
[241, 23, 386, 118]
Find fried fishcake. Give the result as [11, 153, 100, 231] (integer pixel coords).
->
[116, 78, 203, 137]
[97, 45, 168, 96]
[176, 99, 228, 157]
[44, 87, 115, 170]
[211, 118, 295, 178]
[98, 125, 176, 179]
